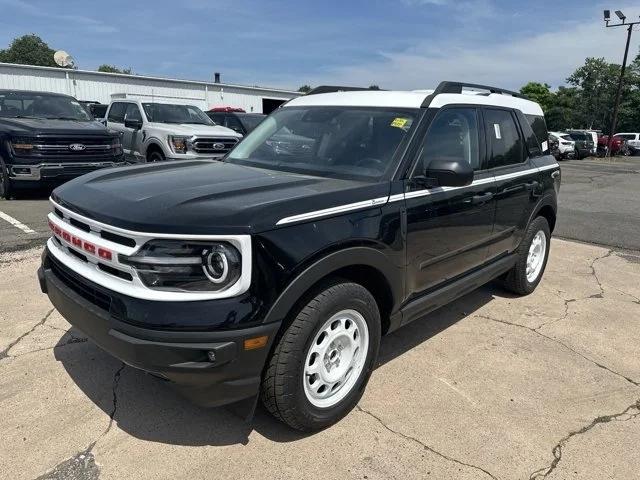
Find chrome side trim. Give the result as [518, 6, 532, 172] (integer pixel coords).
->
[275, 196, 389, 225]
[48, 198, 253, 302]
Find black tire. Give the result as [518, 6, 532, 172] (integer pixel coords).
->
[0, 159, 13, 200]
[502, 216, 551, 295]
[261, 281, 381, 431]
[146, 148, 165, 163]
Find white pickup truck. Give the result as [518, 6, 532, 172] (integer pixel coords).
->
[614, 133, 640, 155]
[104, 100, 242, 163]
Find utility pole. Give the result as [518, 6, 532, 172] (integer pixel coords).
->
[603, 10, 639, 156]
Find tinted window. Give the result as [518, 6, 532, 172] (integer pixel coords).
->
[0, 92, 90, 121]
[142, 103, 213, 125]
[517, 112, 542, 157]
[225, 115, 244, 133]
[568, 132, 588, 141]
[124, 103, 142, 121]
[237, 114, 265, 133]
[412, 107, 480, 175]
[207, 113, 224, 125]
[227, 106, 418, 181]
[616, 134, 636, 140]
[108, 102, 127, 123]
[485, 109, 524, 168]
[525, 114, 548, 153]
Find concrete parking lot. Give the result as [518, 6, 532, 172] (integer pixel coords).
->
[1, 239, 639, 479]
[1, 158, 639, 480]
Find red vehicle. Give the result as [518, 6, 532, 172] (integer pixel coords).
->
[598, 135, 627, 155]
[208, 106, 246, 113]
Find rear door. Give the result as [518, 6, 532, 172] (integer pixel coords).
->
[123, 103, 144, 163]
[484, 108, 542, 260]
[404, 106, 496, 299]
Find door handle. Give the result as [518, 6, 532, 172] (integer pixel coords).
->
[471, 192, 494, 205]
[525, 181, 539, 191]
[551, 170, 560, 179]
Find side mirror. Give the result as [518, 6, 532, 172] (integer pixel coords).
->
[424, 158, 474, 187]
[124, 118, 142, 130]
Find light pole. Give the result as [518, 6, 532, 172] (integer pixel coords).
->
[603, 10, 639, 156]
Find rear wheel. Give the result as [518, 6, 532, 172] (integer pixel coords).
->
[261, 281, 381, 431]
[502, 216, 551, 295]
[0, 159, 13, 200]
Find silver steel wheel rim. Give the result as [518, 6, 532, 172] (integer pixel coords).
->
[526, 230, 546, 283]
[303, 309, 369, 408]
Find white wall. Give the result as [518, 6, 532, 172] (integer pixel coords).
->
[0, 63, 299, 113]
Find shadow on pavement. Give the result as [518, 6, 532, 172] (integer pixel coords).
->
[54, 282, 508, 447]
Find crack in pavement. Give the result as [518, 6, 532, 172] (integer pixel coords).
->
[477, 314, 640, 388]
[528, 399, 640, 479]
[0, 308, 54, 361]
[588, 249, 614, 299]
[35, 363, 126, 479]
[356, 405, 499, 480]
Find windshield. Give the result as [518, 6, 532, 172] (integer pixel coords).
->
[142, 103, 214, 125]
[568, 132, 589, 141]
[0, 92, 91, 121]
[226, 106, 418, 180]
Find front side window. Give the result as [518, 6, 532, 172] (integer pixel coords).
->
[124, 103, 142, 122]
[108, 102, 126, 123]
[226, 106, 419, 181]
[484, 109, 524, 168]
[0, 92, 90, 121]
[142, 103, 213, 125]
[412, 107, 480, 176]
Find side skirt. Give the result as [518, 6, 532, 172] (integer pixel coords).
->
[390, 254, 517, 332]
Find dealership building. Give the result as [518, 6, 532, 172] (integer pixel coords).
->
[0, 62, 300, 114]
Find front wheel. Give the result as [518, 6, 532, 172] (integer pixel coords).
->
[502, 216, 551, 295]
[0, 159, 13, 200]
[261, 281, 381, 431]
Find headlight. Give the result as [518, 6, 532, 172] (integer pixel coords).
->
[169, 136, 192, 154]
[10, 137, 35, 154]
[111, 137, 123, 155]
[120, 240, 242, 292]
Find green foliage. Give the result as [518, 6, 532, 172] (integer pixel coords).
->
[297, 85, 312, 93]
[368, 85, 381, 90]
[97, 64, 133, 74]
[521, 50, 640, 133]
[0, 34, 58, 67]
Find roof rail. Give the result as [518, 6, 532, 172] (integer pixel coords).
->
[305, 85, 382, 96]
[421, 81, 527, 107]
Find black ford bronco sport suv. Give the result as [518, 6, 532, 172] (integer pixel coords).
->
[0, 90, 124, 199]
[38, 82, 560, 431]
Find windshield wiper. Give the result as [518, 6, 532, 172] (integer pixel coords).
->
[45, 116, 87, 121]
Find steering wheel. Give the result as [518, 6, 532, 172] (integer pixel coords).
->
[354, 157, 384, 169]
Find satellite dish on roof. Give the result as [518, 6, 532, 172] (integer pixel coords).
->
[54, 50, 75, 68]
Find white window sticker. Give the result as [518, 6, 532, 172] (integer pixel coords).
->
[542, 141, 548, 152]
[493, 123, 501, 139]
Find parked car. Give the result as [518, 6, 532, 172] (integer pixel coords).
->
[0, 90, 124, 199]
[206, 111, 266, 135]
[565, 131, 595, 159]
[614, 133, 640, 155]
[548, 132, 575, 160]
[104, 100, 242, 163]
[39, 81, 560, 431]
[598, 135, 627, 156]
[79, 101, 108, 121]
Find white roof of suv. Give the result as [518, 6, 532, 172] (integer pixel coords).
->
[286, 83, 544, 116]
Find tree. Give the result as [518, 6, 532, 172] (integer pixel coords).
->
[0, 34, 58, 67]
[520, 82, 553, 113]
[298, 85, 312, 93]
[368, 85, 381, 90]
[97, 64, 133, 74]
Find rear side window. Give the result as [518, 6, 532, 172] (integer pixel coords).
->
[108, 102, 126, 123]
[484, 108, 525, 168]
[516, 111, 542, 157]
[525, 114, 549, 153]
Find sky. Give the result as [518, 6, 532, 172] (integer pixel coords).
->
[0, 0, 639, 92]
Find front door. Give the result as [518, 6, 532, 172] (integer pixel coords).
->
[404, 107, 496, 301]
[123, 103, 144, 163]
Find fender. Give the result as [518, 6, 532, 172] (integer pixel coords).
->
[262, 246, 403, 326]
[527, 192, 557, 232]
[143, 137, 168, 156]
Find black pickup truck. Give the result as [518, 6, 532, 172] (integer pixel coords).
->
[38, 82, 560, 431]
[0, 90, 124, 199]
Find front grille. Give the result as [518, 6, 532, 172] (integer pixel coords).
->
[48, 253, 112, 312]
[192, 137, 239, 154]
[15, 136, 115, 159]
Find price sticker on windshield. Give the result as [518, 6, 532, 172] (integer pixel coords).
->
[390, 117, 411, 129]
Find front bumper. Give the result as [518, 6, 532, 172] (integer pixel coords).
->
[10, 160, 125, 182]
[38, 251, 280, 407]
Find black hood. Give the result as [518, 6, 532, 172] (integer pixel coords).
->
[0, 117, 114, 136]
[52, 161, 389, 234]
